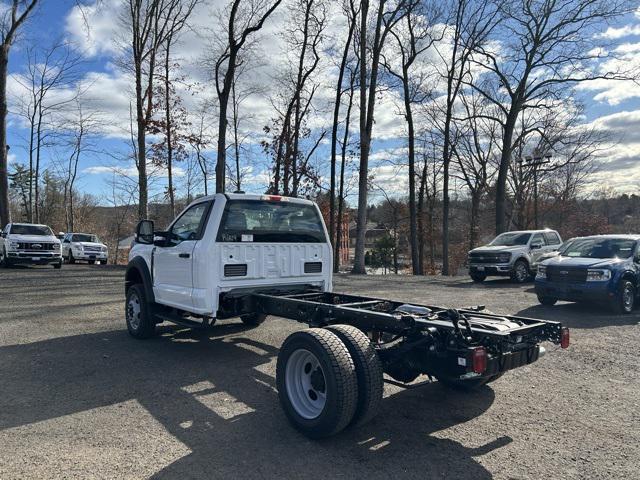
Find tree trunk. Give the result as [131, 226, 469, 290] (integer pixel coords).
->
[469, 189, 480, 250]
[135, 62, 148, 220]
[164, 45, 175, 218]
[495, 110, 518, 234]
[402, 68, 419, 274]
[216, 46, 238, 195]
[329, 19, 354, 253]
[0, 46, 9, 227]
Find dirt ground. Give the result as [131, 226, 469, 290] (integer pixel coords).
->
[0, 265, 638, 479]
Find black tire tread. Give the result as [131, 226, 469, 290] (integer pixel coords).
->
[240, 312, 267, 327]
[326, 324, 383, 427]
[277, 328, 357, 438]
[126, 284, 156, 339]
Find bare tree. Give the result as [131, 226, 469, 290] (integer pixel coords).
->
[433, 0, 499, 275]
[120, 0, 195, 220]
[0, 0, 39, 227]
[452, 89, 499, 249]
[383, 1, 441, 274]
[16, 42, 83, 223]
[470, 0, 635, 234]
[214, 0, 282, 194]
[61, 100, 103, 232]
[352, 0, 410, 274]
[329, 0, 358, 255]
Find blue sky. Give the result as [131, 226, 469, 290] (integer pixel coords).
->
[6, 0, 640, 205]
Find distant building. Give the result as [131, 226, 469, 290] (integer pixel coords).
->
[348, 222, 390, 249]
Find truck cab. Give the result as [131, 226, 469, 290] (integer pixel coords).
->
[126, 193, 332, 323]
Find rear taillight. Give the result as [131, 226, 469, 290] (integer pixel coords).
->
[560, 327, 570, 349]
[472, 346, 487, 374]
[267, 195, 282, 201]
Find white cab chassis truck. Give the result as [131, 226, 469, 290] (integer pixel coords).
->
[125, 193, 569, 438]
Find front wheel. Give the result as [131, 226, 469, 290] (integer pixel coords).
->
[0, 248, 10, 268]
[126, 284, 156, 339]
[611, 280, 635, 314]
[537, 295, 557, 306]
[510, 260, 530, 284]
[276, 328, 358, 438]
[53, 261, 62, 269]
[68, 251, 75, 264]
[470, 272, 486, 283]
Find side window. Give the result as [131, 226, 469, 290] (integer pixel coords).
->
[168, 202, 211, 245]
[64, 234, 70, 243]
[544, 232, 560, 245]
[531, 233, 545, 246]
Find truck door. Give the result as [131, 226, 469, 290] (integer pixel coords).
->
[153, 201, 212, 309]
[529, 233, 547, 264]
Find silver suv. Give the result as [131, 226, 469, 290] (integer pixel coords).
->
[468, 229, 562, 283]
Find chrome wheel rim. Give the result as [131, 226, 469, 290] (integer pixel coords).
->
[127, 292, 142, 330]
[623, 284, 634, 312]
[285, 349, 327, 419]
[516, 263, 527, 282]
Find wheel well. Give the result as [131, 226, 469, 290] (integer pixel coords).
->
[125, 268, 143, 293]
[621, 272, 636, 286]
[514, 257, 529, 268]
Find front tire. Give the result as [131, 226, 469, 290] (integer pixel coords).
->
[611, 280, 635, 314]
[326, 325, 383, 427]
[276, 328, 358, 438]
[470, 272, 486, 283]
[68, 251, 75, 264]
[510, 260, 530, 284]
[0, 248, 10, 268]
[537, 295, 557, 306]
[53, 261, 62, 269]
[126, 284, 156, 339]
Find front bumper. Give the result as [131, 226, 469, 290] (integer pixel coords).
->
[469, 263, 512, 276]
[535, 278, 614, 302]
[7, 251, 62, 264]
[71, 251, 108, 261]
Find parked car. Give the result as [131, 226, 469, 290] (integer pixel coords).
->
[535, 235, 640, 314]
[0, 223, 62, 268]
[468, 229, 563, 283]
[62, 233, 108, 265]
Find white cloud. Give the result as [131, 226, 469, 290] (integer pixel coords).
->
[65, 0, 125, 57]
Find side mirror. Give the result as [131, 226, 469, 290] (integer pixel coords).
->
[135, 220, 155, 245]
[0, 232, 5, 238]
[530, 243, 542, 250]
[153, 231, 170, 247]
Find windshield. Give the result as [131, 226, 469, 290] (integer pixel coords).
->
[10, 225, 53, 236]
[72, 234, 99, 243]
[217, 200, 327, 243]
[561, 238, 636, 259]
[489, 232, 531, 247]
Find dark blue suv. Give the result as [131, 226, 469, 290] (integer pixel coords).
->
[535, 235, 640, 314]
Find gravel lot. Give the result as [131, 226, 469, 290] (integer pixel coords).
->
[1, 265, 639, 479]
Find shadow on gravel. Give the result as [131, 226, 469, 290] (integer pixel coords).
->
[0, 324, 506, 479]
[516, 303, 640, 329]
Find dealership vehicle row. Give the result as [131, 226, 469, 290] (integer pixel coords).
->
[0, 223, 108, 268]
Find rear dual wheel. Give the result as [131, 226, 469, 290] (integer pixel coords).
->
[276, 325, 383, 438]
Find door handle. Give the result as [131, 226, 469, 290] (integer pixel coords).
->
[179, 253, 190, 259]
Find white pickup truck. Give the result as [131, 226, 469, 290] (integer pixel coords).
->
[62, 233, 109, 265]
[125, 193, 569, 438]
[0, 223, 62, 268]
